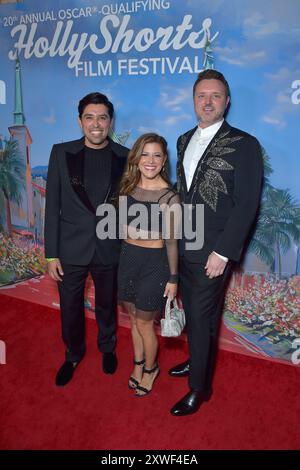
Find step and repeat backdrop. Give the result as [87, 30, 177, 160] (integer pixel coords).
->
[0, 0, 299, 365]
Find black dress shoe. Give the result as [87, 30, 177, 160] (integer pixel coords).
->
[102, 352, 118, 374]
[168, 359, 190, 377]
[55, 361, 79, 386]
[170, 389, 211, 416]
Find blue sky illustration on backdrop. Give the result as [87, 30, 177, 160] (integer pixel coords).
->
[0, 0, 299, 201]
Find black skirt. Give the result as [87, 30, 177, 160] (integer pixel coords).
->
[118, 241, 169, 313]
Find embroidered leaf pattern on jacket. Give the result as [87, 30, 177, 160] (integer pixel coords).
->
[210, 146, 236, 157]
[198, 181, 218, 212]
[206, 157, 233, 171]
[215, 136, 243, 146]
[198, 169, 228, 211]
[196, 133, 244, 211]
[178, 129, 245, 211]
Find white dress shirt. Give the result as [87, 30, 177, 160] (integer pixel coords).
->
[183, 119, 228, 263]
[184, 119, 224, 190]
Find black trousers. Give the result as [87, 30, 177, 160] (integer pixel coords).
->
[58, 253, 118, 363]
[180, 257, 232, 391]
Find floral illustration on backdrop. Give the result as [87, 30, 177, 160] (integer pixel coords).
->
[224, 274, 300, 361]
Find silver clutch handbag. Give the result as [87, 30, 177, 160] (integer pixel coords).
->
[160, 297, 186, 337]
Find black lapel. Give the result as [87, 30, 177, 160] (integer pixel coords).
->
[66, 145, 95, 214]
[178, 127, 197, 162]
[177, 127, 197, 195]
[104, 138, 129, 203]
[103, 147, 126, 203]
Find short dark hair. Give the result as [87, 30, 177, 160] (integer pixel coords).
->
[78, 92, 114, 119]
[193, 70, 230, 97]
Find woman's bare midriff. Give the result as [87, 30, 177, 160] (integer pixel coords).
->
[125, 238, 164, 248]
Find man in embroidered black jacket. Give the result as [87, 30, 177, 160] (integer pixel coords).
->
[169, 70, 263, 416]
[44, 92, 129, 386]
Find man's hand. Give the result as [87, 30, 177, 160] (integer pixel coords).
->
[47, 258, 64, 281]
[204, 252, 227, 279]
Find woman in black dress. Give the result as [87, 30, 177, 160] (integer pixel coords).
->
[118, 133, 180, 396]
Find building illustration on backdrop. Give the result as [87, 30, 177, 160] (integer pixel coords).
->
[0, 4, 299, 365]
[1, 57, 46, 243]
[203, 36, 215, 70]
[1, 49, 299, 274]
[1, 57, 131, 245]
[8, 56, 34, 237]
[0, 42, 221, 246]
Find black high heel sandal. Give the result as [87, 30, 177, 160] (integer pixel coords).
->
[135, 363, 160, 397]
[128, 358, 145, 389]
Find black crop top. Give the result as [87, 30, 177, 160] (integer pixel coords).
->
[119, 186, 181, 283]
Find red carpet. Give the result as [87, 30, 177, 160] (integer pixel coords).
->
[0, 293, 299, 450]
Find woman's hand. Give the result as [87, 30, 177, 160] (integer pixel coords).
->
[164, 282, 177, 300]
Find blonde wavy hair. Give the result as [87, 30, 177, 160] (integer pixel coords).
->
[119, 133, 170, 196]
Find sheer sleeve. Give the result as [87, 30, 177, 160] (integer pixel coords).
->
[123, 187, 181, 283]
[159, 191, 181, 284]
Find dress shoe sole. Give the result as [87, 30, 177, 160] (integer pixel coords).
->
[168, 361, 190, 378]
[168, 371, 189, 377]
[170, 407, 199, 417]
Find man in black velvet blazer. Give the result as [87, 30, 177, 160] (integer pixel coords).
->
[169, 70, 263, 416]
[44, 92, 129, 386]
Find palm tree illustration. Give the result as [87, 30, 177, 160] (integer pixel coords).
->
[249, 147, 300, 276]
[251, 188, 300, 277]
[249, 147, 275, 267]
[0, 139, 25, 236]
